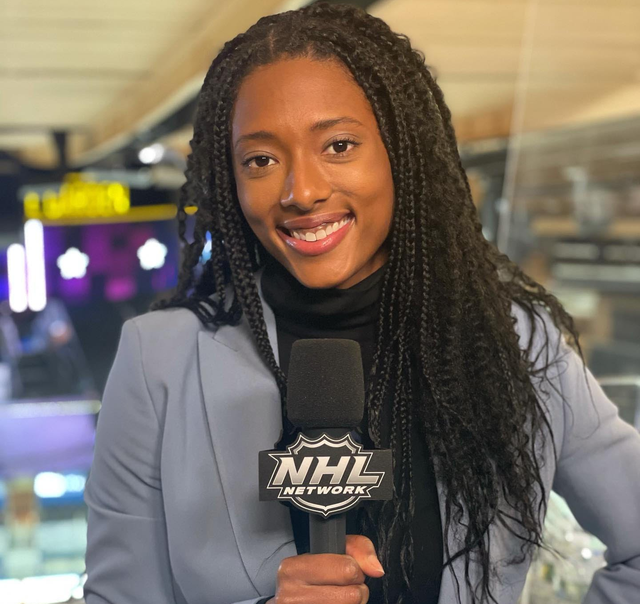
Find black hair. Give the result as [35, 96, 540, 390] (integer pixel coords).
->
[152, 3, 589, 602]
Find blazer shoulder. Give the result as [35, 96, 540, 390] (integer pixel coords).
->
[130, 305, 207, 340]
[123, 306, 211, 377]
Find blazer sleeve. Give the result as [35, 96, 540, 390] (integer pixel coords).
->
[550, 332, 640, 602]
[83, 319, 182, 603]
[84, 319, 271, 604]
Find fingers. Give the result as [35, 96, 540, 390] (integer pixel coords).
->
[346, 535, 385, 578]
[276, 583, 369, 604]
[273, 536, 381, 604]
[278, 553, 365, 586]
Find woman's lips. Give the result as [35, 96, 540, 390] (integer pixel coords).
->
[276, 215, 354, 257]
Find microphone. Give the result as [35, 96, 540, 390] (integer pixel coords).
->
[259, 339, 393, 555]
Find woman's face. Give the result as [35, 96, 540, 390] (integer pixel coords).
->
[231, 56, 395, 289]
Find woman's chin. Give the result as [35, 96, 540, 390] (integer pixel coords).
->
[287, 265, 353, 290]
[294, 274, 348, 290]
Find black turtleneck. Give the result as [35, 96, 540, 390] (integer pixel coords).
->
[260, 258, 443, 604]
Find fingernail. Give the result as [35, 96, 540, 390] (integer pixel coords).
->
[369, 554, 385, 574]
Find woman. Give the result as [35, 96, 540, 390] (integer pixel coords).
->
[83, 3, 640, 604]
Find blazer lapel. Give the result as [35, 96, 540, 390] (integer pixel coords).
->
[197, 270, 297, 597]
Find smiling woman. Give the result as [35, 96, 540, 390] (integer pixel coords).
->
[231, 57, 394, 289]
[83, 3, 640, 604]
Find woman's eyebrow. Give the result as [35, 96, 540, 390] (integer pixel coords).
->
[234, 116, 364, 150]
[309, 116, 364, 132]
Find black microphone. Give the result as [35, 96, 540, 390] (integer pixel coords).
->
[259, 339, 393, 555]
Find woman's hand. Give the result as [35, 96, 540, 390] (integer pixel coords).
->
[266, 534, 385, 604]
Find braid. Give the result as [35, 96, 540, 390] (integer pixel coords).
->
[152, 4, 589, 602]
[212, 51, 288, 406]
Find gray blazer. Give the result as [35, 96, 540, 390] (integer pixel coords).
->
[84, 269, 640, 604]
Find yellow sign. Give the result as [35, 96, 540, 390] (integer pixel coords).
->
[23, 173, 131, 221]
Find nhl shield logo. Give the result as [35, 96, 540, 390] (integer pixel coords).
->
[259, 432, 393, 518]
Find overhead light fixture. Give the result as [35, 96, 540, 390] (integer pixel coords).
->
[7, 243, 28, 313]
[138, 143, 165, 164]
[137, 238, 168, 270]
[57, 248, 90, 279]
[24, 219, 47, 312]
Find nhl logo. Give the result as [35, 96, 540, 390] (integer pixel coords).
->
[259, 432, 393, 518]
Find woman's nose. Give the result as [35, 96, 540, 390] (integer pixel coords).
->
[280, 157, 332, 211]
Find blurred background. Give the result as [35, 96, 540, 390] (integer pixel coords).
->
[0, 0, 638, 602]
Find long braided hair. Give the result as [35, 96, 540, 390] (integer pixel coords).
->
[152, 4, 587, 602]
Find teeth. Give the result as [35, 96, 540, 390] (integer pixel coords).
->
[289, 215, 351, 241]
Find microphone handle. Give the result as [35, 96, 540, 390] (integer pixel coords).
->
[304, 427, 351, 554]
[310, 514, 346, 554]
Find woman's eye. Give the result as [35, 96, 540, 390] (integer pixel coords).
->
[241, 138, 360, 171]
[327, 138, 359, 156]
[242, 155, 274, 169]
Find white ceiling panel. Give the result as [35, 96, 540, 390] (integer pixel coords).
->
[372, 0, 640, 136]
[0, 0, 638, 164]
[0, 0, 228, 133]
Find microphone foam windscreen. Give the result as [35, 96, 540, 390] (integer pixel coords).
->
[287, 339, 365, 429]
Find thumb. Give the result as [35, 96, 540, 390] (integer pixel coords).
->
[346, 534, 385, 578]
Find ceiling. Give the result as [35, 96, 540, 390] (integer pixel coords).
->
[0, 0, 290, 166]
[0, 0, 639, 168]
[373, 0, 640, 137]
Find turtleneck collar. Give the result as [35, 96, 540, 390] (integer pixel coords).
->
[260, 256, 385, 333]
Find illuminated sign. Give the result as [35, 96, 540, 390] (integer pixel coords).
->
[23, 173, 130, 221]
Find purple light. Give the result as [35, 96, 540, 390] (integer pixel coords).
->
[105, 276, 136, 301]
[59, 274, 91, 302]
[42, 221, 177, 305]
